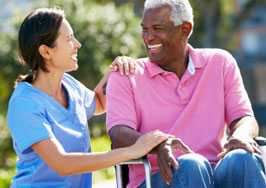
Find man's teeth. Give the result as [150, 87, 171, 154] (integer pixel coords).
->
[148, 44, 162, 49]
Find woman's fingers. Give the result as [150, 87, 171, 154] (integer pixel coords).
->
[111, 56, 137, 75]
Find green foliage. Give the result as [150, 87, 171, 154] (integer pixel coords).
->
[43, 0, 145, 87]
[0, 168, 15, 188]
[0, 0, 143, 185]
[1, 0, 264, 186]
[91, 135, 115, 183]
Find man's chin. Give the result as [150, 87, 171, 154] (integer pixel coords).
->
[148, 56, 161, 64]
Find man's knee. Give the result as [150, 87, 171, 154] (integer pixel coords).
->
[214, 149, 266, 187]
[214, 149, 262, 179]
[176, 153, 213, 178]
[216, 149, 259, 168]
[171, 153, 213, 187]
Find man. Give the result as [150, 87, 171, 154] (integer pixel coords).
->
[106, 0, 266, 188]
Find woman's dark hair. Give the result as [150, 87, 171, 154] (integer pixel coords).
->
[16, 7, 65, 84]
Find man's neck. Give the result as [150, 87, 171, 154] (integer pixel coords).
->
[159, 53, 189, 79]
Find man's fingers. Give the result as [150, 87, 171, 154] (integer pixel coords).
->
[253, 145, 262, 154]
[170, 138, 193, 153]
[219, 139, 260, 159]
[168, 154, 179, 170]
[224, 140, 254, 153]
[157, 156, 171, 184]
[217, 150, 227, 159]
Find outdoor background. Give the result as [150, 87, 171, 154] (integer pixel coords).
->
[0, 0, 266, 187]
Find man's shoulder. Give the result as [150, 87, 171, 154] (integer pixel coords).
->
[191, 47, 236, 67]
[194, 47, 233, 59]
[109, 57, 149, 79]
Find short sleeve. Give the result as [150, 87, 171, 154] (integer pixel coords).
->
[7, 97, 53, 153]
[224, 55, 254, 125]
[63, 73, 96, 119]
[106, 72, 138, 132]
[84, 88, 96, 119]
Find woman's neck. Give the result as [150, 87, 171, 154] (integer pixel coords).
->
[32, 71, 67, 107]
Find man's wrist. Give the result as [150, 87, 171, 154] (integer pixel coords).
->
[229, 134, 254, 143]
[149, 141, 166, 154]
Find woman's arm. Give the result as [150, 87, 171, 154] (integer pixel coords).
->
[93, 69, 110, 115]
[94, 56, 137, 115]
[32, 130, 169, 176]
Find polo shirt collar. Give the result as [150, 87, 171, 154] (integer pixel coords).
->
[188, 44, 207, 69]
[146, 44, 206, 77]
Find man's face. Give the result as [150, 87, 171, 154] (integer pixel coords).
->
[141, 5, 184, 66]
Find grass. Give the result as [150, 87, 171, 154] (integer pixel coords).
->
[91, 135, 116, 184]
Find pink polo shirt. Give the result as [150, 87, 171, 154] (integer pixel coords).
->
[106, 45, 253, 188]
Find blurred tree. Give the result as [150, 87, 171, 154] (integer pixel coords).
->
[0, 0, 144, 181]
[1, 0, 265, 186]
[113, 0, 266, 50]
[191, 0, 266, 49]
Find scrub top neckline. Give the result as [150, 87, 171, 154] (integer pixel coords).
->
[21, 80, 74, 116]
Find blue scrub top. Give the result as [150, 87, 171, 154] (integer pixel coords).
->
[7, 73, 96, 188]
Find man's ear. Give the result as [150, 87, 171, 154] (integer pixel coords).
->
[38, 44, 52, 60]
[181, 22, 192, 37]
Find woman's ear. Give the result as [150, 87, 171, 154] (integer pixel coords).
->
[38, 44, 52, 60]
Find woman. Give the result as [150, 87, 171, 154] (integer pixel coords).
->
[7, 8, 169, 188]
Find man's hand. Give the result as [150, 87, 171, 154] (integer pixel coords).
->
[218, 136, 261, 159]
[219, 116, 260, 159]
[155, 138, 193, 185]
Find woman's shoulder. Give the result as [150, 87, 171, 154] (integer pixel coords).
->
[63, 73, 84, 90]
[8, 82, 45, 111]
[63, 73, 94, 97]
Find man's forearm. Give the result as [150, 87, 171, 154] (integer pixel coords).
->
[230, 116, 259, 140]
[109, 125, 142, 148]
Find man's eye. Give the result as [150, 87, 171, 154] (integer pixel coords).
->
[142, 28, 148, 32]
[154, 27, 164, 31]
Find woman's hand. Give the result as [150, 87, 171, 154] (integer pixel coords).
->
[110, 56, 138, 75]
[129, 130, 171, 159]
[94, 56, 140, 115]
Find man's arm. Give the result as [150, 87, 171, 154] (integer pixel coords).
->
[109, 125, 176, 185]
[230, 116, 258, 140]
[219, 116, 260, 158]
[109, 125, 192, 185]
[109, 125, 142, 148]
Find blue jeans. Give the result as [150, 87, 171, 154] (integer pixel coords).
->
[214, 149, 266, 188]
[139, 150, 266, 188]
[139, 153, 214, 188]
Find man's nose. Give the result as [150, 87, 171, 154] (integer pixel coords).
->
[143, 30, 156, 42]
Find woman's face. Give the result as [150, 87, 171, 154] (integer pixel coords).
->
[48, 19, 81, 73]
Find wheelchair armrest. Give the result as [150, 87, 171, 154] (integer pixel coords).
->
[115, 157, 152, 188]
[255, 136, 266, 169]
[254, 136, 266, 146]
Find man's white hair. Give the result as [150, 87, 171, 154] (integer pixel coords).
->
[144, 0, 194, 26]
